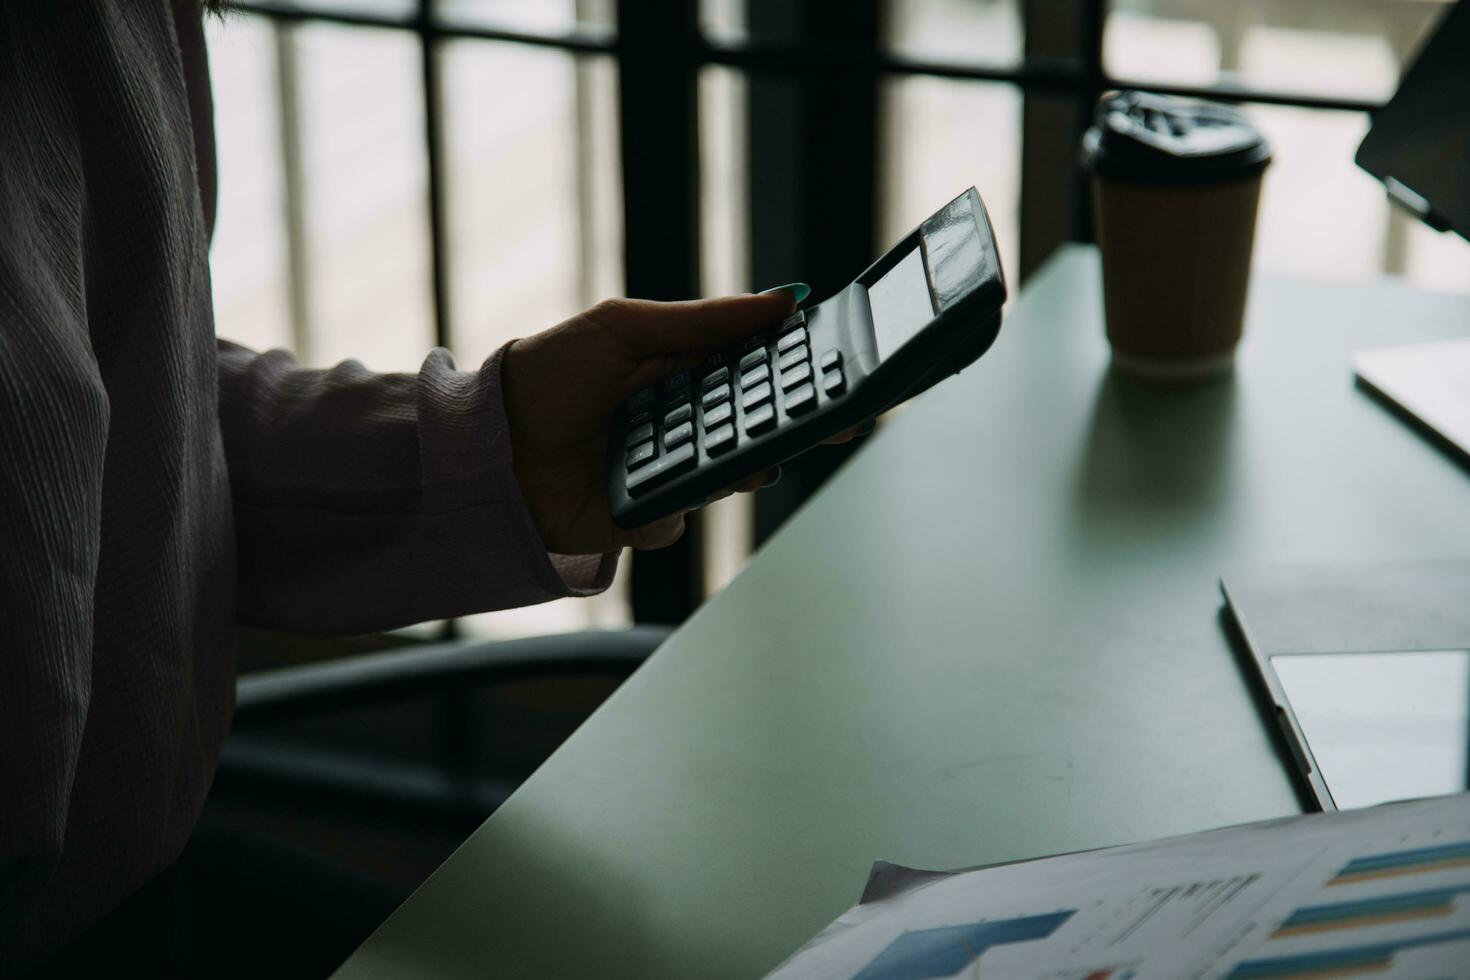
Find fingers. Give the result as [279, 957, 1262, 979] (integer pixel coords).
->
[731, 466, 780, 495]
[610, 292, 798, 359]
[620, 513, 686, 550]
[822, 418, 877, 445]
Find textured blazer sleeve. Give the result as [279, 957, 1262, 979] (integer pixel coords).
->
[0, 148, 110, 936]
[216, 340, 617, 635]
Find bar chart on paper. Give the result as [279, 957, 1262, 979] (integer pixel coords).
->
[851, 911, 1074, 980]
[1220, 839, 1470, 979]
[1329, 841, 1470, 886]
[767, 795, 1470, 980]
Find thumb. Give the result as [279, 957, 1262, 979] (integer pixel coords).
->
[618, 288, 803, 359]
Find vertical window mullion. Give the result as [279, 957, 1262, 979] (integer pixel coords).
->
[420, 0, 452, 352]
[618, 0, 707, 624]
[272, 20, 313, 363]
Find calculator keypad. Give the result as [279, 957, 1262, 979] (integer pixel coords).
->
[740, 362, 770, 389]
[777, 346, 808, 372]
[664, 421, 693, 450]
[744, 403, 775, 435]
[776, 322, 807, 353]
[741, 382, 773, 411]
[619, 306, 849, 497]
[738, 348, 767, 372]
[705, 424, 736, 455]
[779, 361, 812, 390]
[626, 440, 656, 469]
[703, 401, 733, 429]
[785, 382, 817, 415]
[626, 421, 654, 447]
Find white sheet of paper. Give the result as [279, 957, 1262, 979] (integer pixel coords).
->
[768, 793, 1470, 979]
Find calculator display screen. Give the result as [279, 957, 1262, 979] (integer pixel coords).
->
[868, 248, 936, 359]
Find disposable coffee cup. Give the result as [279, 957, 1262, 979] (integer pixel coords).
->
[1082, 92, 1271, 382]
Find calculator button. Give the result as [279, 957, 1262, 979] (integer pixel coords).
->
[664, 403, 692, 428]
[626, 421, 655, 447]
[704, 424, 736, 455]
[627, 411, 652, 429]
[703, 401, 733, 429]
[664, 421, 693, 450]
[780, 362, 812, 391]
[776, 326, 807, 354]
[740, 362, 771, 389]
[626, 442, 696, 495]
[702, 384, 731, 408]
[665, 386, 691, 408]
[778, 346, 809, 371]
[738, 348, 768, 372]
[822, 368, 846, 396]
[784, 382, 817, 415]
[744, 403, 775, 436]
[742, 382, 773, 411]
[627, 388, 656, 415]
[663, 371, 692, 395]
[779, 310, 806, 330]
[626, 440, 656, 469]
[818, 348, 842, 371]
[702, 366, 730, 390]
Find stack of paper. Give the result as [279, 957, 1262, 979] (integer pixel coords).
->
[770, 793, 1470, 979]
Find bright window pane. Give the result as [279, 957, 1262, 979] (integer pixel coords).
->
[441, 43, 621, 367]
[272, 0, 417, 17]
[441, 42, 629, 638]
[1250, 106, 1384, 282]
[436, 0, 616, 35]
[294, 25, 436, 371]
[885, 0, 1023, 67]
[880, 77, 1022, 294]
[207, 16, 293, 354]
[1405, 221, 1470, 294]
[700, 67, 750, 300]
[1245, 104, 1470, 291]
[1105, 1, 1455, 102]
[699, 0, 747, 43]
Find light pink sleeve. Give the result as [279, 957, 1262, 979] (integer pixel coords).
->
[216, 340, 617, 635]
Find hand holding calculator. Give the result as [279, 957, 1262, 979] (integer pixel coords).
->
[608, 187, 1007, 529]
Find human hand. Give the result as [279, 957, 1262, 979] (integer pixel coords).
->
[502, 290, 806, 554]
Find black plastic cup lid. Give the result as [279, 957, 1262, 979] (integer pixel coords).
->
[1082, 91, 1271, 185]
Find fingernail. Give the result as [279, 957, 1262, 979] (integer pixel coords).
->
[759, 282, 811, 305]
[763, 466, 783, 488]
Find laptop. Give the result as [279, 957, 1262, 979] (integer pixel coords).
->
[1223, 563, 1470, 812]
[1226, 4, 1470, 813]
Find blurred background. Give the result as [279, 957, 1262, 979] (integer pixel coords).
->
[205, 0, 1470, 891]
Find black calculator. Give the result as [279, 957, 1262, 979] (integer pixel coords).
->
[608, 186, 1007, 529]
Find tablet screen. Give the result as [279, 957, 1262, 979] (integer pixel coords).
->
[1272, 650, 1470, 810]
[868, 248, 936, 359]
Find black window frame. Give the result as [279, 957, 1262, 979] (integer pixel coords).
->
[221, 0, 1390, 625]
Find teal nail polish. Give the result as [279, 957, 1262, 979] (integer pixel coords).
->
[760, 282, 811, 305]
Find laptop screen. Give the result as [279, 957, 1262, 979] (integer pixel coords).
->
[1356, 0, 1470, 241]
[1272, 650, 1470, 810]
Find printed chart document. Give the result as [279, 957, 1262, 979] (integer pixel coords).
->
[768, 793, 1470, 979]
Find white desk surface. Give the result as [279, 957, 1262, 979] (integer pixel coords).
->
[337, 246, 1470, 978]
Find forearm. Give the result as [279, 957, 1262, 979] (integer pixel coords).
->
[216, 340, 615, 634]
